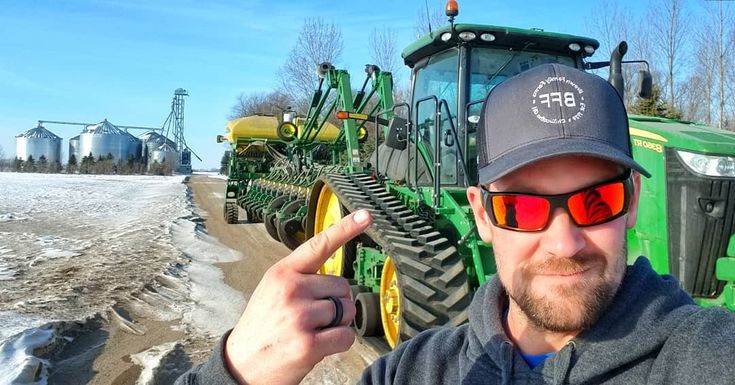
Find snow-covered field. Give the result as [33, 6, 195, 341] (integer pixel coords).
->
[0, 172, 244, 384]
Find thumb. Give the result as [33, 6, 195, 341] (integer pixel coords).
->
[281, 209, 371, 274]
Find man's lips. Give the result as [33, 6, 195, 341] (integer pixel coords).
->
[536, 266, 592, 277]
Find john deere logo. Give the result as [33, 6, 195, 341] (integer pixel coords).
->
[531, 76, 586, 124]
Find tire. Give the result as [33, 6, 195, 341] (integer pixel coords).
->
[224, 202, 238, 224]
[276, 199, 306, 251]
[264, 196, 290, 241]
[349, 285, 370, 301]
[355, 292, 382, 337]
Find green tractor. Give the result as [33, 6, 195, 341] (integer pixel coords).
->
[302, 13, 735, 348]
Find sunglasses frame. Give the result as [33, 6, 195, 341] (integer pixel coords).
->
[480, 170, 634, 232]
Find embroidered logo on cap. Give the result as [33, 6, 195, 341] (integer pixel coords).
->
[531, 76, 586, 125]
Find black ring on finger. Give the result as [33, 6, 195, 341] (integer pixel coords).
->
[325, 296, 343, 328]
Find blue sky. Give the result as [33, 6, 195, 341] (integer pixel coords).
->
[0, 0, 654, 169]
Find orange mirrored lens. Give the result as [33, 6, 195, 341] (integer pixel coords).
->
[492, 195, 550, 230]
[567, 182, 625, 225]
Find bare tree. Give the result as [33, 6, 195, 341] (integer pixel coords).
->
[587, 0, 640, 106]
[686, 21, 719, 125]
[369, 27, 401, 80]
[229, 91, 291, 120]
[587, 0, 630, 59]
[413, 2, 446, 38]
[648, 0, 688, 111]
[708, 1, 735, 130]
[278, 18, 343, 114]
[0, 144, 5, 160]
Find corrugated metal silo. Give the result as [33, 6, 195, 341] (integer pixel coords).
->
[139, 131, 176, 162]
[15, 125, 62, 163]
[77, 119, 140, 161]
[68, 135, 80, 162]
[149, 142, 179, 170]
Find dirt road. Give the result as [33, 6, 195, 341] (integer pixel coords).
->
[187, 175, 388, 384]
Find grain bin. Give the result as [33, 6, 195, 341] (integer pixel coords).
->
[15, 125, 62, 163]
[77, 119, 140, 161]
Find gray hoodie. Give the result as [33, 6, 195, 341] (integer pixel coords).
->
[359, 257, 735, 384]
[176, 257, 735, 384]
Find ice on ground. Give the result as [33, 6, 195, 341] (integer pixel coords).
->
[172, 219, 245, 336]
[0, 214, 27, 223]
[131, 342, 178, 385]
[39, 249, 81, 259]
[0, 172, 249, 384]
[0, 173, 190, 384]
[0, 173, 189, 323]
[0, 325, 55, 385]
[171, 219, 241, 264]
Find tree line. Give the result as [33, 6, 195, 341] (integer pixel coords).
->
[589, 0, 735, 130]
[0, 150, 174, 176]
[226, 0, 735, 133]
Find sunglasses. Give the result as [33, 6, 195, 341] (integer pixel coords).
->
[481, 170, 633, 232]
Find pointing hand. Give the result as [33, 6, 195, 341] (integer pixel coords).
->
[224, 209, 372, 385]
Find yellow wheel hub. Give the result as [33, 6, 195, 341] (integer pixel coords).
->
[314, 185, 344, 276]
[380, 256, 401, 348]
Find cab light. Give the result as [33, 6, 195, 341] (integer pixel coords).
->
[441, 32, 453, 42]
[568, 43, 581, 52]
[584, 45, 596, 55]
[458, 31, 476, 41]
[676, 150, 735, 177]
[480, 33, 496, 42]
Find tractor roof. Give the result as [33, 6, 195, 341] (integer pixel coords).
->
[401, 23, 600, 67]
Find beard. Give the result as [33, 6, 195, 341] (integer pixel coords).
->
[504, 245, 627, 333]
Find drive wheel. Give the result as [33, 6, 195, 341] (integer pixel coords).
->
[312, 184, 354, 278]
[380, 256, 402, 348]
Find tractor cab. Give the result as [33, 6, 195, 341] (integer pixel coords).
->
[398, 22, 597, 189]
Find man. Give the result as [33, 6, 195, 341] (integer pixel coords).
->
[176, 64, 735, 384]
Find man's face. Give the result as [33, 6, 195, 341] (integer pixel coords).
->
[467, 156, 641, 333]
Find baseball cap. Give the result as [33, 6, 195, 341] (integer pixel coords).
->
[477, 63, 651, 185]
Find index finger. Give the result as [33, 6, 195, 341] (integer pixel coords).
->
[281, 209, 372, 274]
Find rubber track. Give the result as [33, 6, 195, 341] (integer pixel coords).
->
[320, 173, 472, 340]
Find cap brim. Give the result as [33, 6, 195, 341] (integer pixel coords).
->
[478, 138, 652, 185]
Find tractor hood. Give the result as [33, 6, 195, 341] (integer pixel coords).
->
[629, 115, 735, 155]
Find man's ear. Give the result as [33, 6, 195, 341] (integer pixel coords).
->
[626, 172, 642, 229]
[466, 186, 494, 243]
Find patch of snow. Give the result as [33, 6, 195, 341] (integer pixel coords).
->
[39, 248, 81, 259]
[131, 342, 177, 385]
[0, 324, 55, 385]
[171, 220, 240, 264]
[171, 218, 245, 336]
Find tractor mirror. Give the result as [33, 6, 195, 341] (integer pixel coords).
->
[637, 69, 653, 99]
[385, 116, 408, 150]
[216, 135, 224, 143]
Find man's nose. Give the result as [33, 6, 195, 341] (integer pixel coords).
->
[540, 208, 586, 258]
